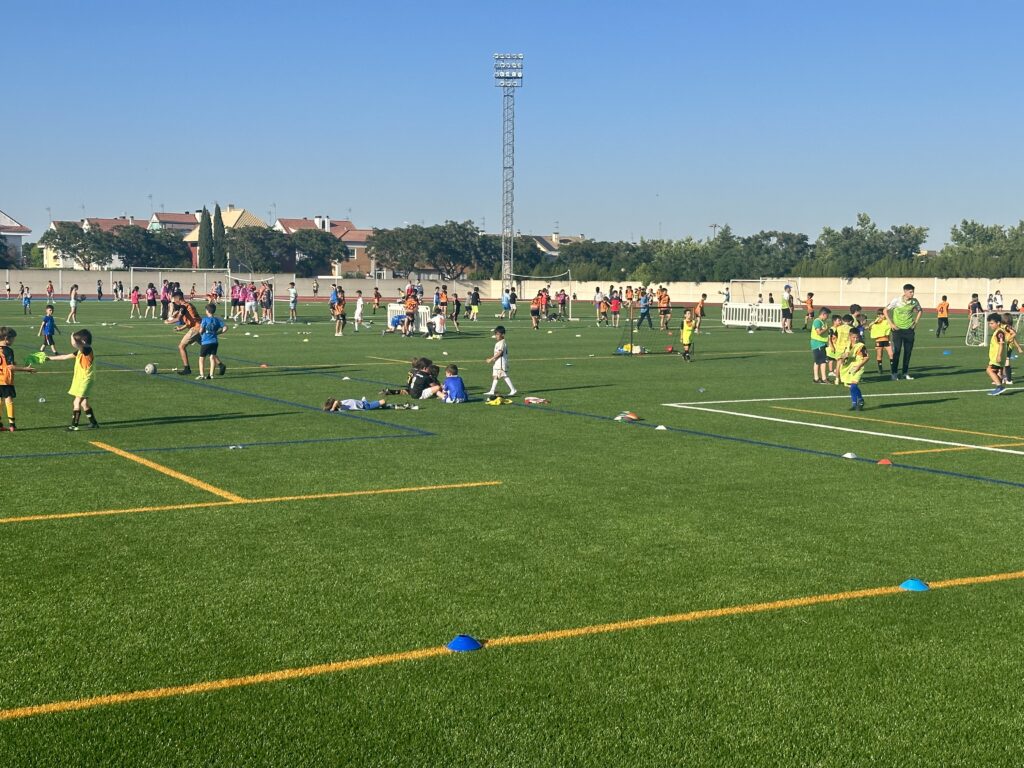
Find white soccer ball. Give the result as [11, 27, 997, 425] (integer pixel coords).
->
[144, 363, 157, 375]
[38, 397, 46, 404]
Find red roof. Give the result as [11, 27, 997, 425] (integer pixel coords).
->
[153, 212, 199, 224]
[84, 217, 148, 233]
[0, 225, 31, 234]
[339, 228, 371, 243]
[277, 218, 320, 233]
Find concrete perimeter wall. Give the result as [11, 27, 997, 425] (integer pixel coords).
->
[5, 269, 1023, 311]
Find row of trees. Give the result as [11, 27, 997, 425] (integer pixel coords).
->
[35, 203, 349, 276]
[20, 213, 1024, 280]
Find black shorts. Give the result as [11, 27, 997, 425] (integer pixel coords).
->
[812, 347, 827, 364]
[530, 309, 540, 317]
[43, 334, 54, 346]
[659, 308, 671, 315]
[147, 299, 157, 307]
[875, 340, 890, 348]
[231, 298, 240, 307]
[0, 385, 15, 399]
[199, 342, 219, 357]
[782, 309, 793, 319]
[989, 363, 1004, 371]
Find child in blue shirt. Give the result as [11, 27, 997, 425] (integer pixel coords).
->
[440, 364, 467, 403]
[38, 305, 60, 353]
[197, 303, 227, 380]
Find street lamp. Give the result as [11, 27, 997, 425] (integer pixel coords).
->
[494, 53, 524, 293]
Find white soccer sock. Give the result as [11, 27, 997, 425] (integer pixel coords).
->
[503, 377, 514, 392]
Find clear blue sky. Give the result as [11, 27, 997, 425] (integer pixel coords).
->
[4, 0, 1023, 249]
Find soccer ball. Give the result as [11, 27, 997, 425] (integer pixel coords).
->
[144, 363, 157, 375]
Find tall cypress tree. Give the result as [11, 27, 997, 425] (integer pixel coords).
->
[197, 207, 213, 269]
[212, 203, 226, 268]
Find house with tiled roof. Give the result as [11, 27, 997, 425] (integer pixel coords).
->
[273, 215, 373, 276]
[149, 212, 200, 232]
[183, 206, 266, 267]
[0, 209, 31, 263]
[82, 216, 148, 234]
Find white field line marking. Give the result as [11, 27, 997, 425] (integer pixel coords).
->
[664, 387, 1013, 407]
[669, 404, 1024, 457]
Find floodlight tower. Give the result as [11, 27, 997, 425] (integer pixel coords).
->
[494, 53, 524, 292]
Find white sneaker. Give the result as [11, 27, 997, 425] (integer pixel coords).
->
[903, 374, 915, 380]
[508, 389, 518, 396]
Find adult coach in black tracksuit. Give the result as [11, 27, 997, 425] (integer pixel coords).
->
[883, 283, 924, 381]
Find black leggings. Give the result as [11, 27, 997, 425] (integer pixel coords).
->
[890, 328, 915, 375]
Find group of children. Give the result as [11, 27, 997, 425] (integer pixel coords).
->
[0, 324, 97, 432]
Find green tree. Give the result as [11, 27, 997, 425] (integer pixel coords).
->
[113, 227, 191, 268]
[23, 243, 44, 268]
[367, 227, 418, 275]
[212, 204, 226, 268]
[225, 227, 294, 272]
[291, 228, 349, 277]
[0, 237, 15, 268]
[197, 207, 213, 269]
[39, 222, 114, 270]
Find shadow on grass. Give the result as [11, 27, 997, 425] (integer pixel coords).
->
[97, 410, 297, 428]
[873, 398, 959, 409]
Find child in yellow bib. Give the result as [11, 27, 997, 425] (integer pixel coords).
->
[840, 331, 869, 410]
[679, 310, 695, 362]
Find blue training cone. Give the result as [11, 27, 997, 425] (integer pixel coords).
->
[447, 634, 483, 652]
[899, 578, 930, 592]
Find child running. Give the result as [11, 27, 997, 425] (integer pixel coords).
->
[679, 309, 695, 361]
[840, 328, 869, 410]
[196, 303, 227, 380]
[38, 305, 61, 353]
[47, 328, 98, 430]
[0, 327, 38, 432]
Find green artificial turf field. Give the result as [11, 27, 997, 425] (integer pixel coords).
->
[1, 297, 1022, 766]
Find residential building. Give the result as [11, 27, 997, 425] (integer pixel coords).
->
[183, 205, 266, 267]
[0, 209, 31, 264]
[273, 215, 372, 276]
[149, 212, 200, 232]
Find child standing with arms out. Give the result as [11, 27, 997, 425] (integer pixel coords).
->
[869, 309, 892, 373]
[38, 304, 60, 353]
[0, 327, 38, 431]
[679, 309, 696, 361]
[197, 303, 227, 380]
[840, 328, 869, 410]
[484, 325, 516, 397]
[47, 328, 98, 430]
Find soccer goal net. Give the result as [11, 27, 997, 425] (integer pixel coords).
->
[722, 278, 801, 329]
[510, 269, 574, 319]
[965, 312, 1022, 347]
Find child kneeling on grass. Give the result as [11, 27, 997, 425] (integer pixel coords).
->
[438, 365, 467, 403]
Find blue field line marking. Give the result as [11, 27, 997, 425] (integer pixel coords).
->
[0, 434, 417, 462]
[515, 403, 1024, 491]
[98, 360, 435, 437]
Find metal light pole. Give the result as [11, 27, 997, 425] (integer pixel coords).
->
[494, 53, 524, 293]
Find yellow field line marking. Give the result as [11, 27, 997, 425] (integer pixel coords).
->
[90, 441, 248, 502]
[892, 442, 1024, 456]
[0, 481, 503, 526]
[771, 407, 1024, 441]
[2, 567, 1020, 721]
